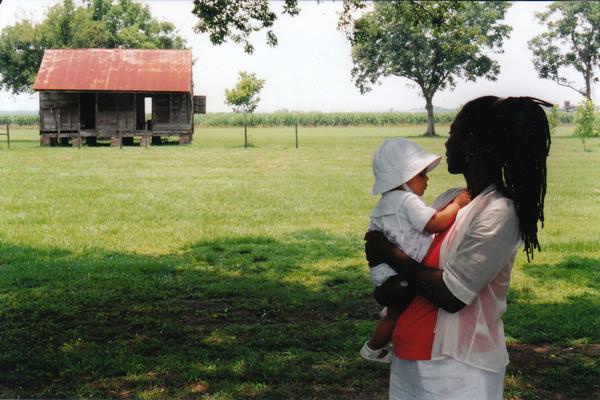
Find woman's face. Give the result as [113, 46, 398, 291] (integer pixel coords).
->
[444, 115, 469, 174]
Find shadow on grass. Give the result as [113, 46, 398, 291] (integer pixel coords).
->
[0, 230, 388, 399]
[503, 256, 600, 400]
[2, 241, 598, 399]
[506, 255, 600, 344]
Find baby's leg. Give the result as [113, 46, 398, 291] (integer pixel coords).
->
[365, 277, 417, 355]
[367, 307, 401, 351]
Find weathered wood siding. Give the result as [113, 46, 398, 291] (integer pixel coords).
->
[193, 96, 206, 114]
[40, 92, 79, 132]
[39, 91, 193, 135]
[152, 93, 192, 131]
[97, 93, 135, 131]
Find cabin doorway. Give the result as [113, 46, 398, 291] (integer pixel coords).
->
[136, 96, 152, 130]
[80, 93, 96, 129]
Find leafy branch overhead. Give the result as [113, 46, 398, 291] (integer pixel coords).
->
[191, 0, 368, 54]
[192, 0, 300, 54]
[528, 1, 600, 101]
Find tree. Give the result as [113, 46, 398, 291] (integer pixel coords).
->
[190, 1, 510, 137]
[574, 99, 598, 151]
[529, 2, 600, 102]
[225, 71, 265, 148]
[348, 1, 511, 136]
[547, 104, 560, 135]
[0, 20, 44, 95]
[0, 0, 186, 94]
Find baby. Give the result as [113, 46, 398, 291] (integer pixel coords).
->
[361, 138, 471, 363]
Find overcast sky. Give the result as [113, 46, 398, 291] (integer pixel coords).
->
[0, 0, 593, 112]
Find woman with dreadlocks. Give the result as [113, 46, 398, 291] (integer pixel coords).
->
[364, 96, 551, 399]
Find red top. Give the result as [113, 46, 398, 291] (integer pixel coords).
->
[392, 227, 450, 359]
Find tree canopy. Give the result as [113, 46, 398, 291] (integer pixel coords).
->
[225, 70, 265, 148]
[349, 1, 512, 136]
[0, 0, 186, 94]
[528, 1, 600, 102]
[225, 71, 265, 114]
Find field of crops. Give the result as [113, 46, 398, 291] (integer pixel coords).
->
[195, 111, 460, 127]
[0, 113, 39, 126]
[0, 110, 579, 127]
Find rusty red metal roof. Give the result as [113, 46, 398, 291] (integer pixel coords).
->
[33, 49, 192, 93]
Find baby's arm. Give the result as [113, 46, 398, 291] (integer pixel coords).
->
[424, 190, 471, 233]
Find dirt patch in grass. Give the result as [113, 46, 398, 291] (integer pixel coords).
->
[507, 343, 600, 400]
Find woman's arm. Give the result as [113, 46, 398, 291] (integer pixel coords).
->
[364, 230, 467, 313]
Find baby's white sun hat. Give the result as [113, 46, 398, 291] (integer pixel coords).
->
[371, 138, 441, 195]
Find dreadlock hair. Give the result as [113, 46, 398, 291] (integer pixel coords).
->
[456, 96, 552, 261]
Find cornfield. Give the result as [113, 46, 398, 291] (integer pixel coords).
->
[193, 110, 574, 126]
[0, 114, 39, 126]
[0, 111, 575, 127]
[195, 111, 457, 127]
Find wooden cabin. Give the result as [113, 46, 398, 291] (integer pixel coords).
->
[33, 49, 206, 146]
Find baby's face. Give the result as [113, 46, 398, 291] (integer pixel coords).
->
[405, 168, 429, 196]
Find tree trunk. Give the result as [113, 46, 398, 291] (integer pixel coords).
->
[423, 96, 437, 137]
[584, 68, 592, 102]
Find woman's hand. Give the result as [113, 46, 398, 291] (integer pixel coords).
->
[364, 230, 410, 269]
[364, 230, 390, 267]
[365, 231, 466, 313]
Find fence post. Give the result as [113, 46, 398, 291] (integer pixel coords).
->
[295, 122, 298, 149]
[244, 113, 247, 149]
[6, 124, 9, 149]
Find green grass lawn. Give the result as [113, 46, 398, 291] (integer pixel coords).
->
[0, 125, 598, 399]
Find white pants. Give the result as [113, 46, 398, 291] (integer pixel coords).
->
[389, 355, 505, 400]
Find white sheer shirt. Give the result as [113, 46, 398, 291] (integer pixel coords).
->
[369, 190, 437, 286]
[430, 185, 522, 373]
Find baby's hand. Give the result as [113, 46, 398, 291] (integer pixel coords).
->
[453, 190, 472, 208]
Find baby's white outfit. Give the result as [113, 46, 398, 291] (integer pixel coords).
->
[369, 189, 437, 286]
